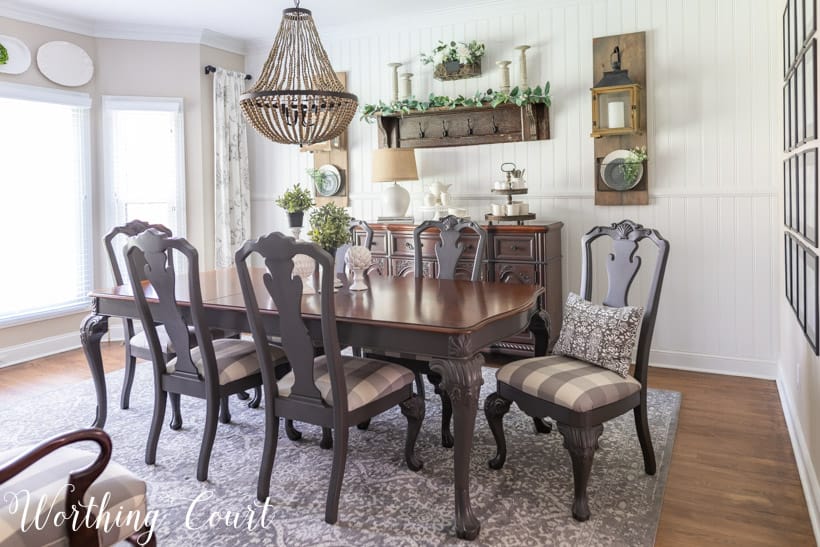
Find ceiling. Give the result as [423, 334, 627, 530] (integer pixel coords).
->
[0, 0, 503, 45]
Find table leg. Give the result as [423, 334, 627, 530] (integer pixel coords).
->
[431, 354, 484, 540]
[81, 313, 109, 428]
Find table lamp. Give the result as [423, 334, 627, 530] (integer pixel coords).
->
[371, 148, 418, 219]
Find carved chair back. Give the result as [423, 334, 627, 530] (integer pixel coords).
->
[124, 228, 218, 385]
[413, 215, 487, 281]
[235, 232, 349, 414]
[104, 220, 173, 340]
[579, 220, 670, 386]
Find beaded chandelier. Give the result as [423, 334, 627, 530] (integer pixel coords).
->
[240, 1, 358, 146]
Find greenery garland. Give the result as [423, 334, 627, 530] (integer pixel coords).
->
[360, 82, 551, 122]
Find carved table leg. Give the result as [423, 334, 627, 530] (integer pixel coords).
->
[81, 313, 110, 428]
[431, 354, 484, 540]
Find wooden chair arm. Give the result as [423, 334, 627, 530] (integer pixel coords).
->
[0, 428, 112, 547]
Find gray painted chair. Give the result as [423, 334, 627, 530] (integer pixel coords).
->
[369, 215, 487, 448]
[104, 220, 255, 430]
[235, 232, 424, 524]
[484, 219, 670, 521]
[124, 228, 289, 481]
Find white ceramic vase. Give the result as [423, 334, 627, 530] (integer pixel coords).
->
[345, 246, 372, 291]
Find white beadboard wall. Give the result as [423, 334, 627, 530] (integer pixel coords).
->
[247, 0, 779, 377]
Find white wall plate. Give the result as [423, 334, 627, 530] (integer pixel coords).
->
[36, 41, 94, 87]
[0, 34, 32, 75]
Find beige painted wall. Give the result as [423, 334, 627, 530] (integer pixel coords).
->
[0, 17, 243, 352]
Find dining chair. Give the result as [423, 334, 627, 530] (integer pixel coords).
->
[0, 428, 154, 546]
[484, 220, 670, 521]
[235, 232, 424, 524]
[104, 219, 255, 430]
[367, 215, 487, 448]
[124, 228, 289, 481]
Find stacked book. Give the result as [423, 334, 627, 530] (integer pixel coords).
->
[376, 216, 414, 223]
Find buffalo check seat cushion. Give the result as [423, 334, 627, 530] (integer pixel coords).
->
[277, 355, 416, 411]
[496, 355, 642, 413]
[130, 324, 178, 353]
[167, 338, 286, 385]
[0, 445, 148, 546]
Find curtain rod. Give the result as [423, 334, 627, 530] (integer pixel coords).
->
[204, 65, 252, 80]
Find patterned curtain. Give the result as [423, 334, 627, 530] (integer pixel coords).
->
[213, 67, 250, 267]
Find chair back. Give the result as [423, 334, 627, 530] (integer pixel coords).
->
[413, 215, 487, 281]
[235, 232, 348, 413]
[579, 219, 670, 385]
[124, 228, 217, 383]
[104, 220, 172, 341]
[335, 219, 374, 275]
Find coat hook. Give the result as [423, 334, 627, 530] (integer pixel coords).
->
[418, 122, 425, 138]
[491, 115, 499, 134]
[441, 120, 449, 137]
[467, 118, 474, 136]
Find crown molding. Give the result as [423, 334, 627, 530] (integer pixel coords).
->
[0, 1, 247, 55]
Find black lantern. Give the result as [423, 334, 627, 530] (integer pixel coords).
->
[590, 46, 641, 137]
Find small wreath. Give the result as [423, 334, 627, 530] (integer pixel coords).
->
[0, 43, 8, 65]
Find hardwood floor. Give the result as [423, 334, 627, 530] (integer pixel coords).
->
[0, 344, 814, 545]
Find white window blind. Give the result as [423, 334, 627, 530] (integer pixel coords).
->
[0, 83, 92, 326]
[102, 96, 186, 241]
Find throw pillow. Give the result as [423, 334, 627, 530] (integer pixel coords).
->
[552, 292, 644, 377]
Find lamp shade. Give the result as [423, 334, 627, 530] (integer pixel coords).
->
[371, 149, 418, 182]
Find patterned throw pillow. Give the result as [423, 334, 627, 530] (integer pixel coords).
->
[552, 292, 644, 377]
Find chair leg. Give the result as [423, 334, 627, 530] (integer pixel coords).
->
[324, 426, 349, 524]
[145, 390, 167, 465]
[125, 523, 156, 547]
[400, 394, 425, 471]
[533, 417, 552, 434]
[320, 427, 333, 449]
[169, 393, 183, 430]
[249, 386, 262, 408]
[428, 372, 454, 448]
[356, 419, 371, 430]
[257, 405, 280, 502]
[219, 396, 231, 424]
[557, 423, 604, 522]
[236, 390, 250, 400]
[120, 354, 137, 410]
[197, 396, 220, 481]
[634, 404, 656, 475]
[414, 371, 425, 398]
[484, 393, 511, 470]
[284, 419, 302, 441]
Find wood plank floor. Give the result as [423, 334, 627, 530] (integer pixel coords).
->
[0, 344, 814, 545]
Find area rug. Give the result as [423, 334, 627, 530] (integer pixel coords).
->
[0, 367, 679, 546]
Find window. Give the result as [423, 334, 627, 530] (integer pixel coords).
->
[0, 82, 91, 326]
[102, 96, 186, 238]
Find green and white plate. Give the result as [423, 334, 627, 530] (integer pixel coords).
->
[315, 164, 342, 196]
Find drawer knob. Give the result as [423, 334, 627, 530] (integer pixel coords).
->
[511, 244, 520, 251]
[405, 241, 415, 250]
[466, 244, 474, 250]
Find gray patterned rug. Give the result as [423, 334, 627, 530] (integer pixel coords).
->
[0, 365, 679, 546]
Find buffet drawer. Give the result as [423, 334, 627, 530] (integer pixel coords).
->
[493, 235, 537, 261]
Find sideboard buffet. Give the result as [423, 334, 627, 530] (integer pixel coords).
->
[356, 221, 564, 352]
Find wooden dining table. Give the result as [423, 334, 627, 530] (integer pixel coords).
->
[80, 269, 547, 540]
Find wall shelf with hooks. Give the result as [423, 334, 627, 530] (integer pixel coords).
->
[377, 103, 550, 149]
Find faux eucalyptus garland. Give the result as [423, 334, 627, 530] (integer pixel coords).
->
[360, 83, 551, 122]
[0, 43, 8, 65]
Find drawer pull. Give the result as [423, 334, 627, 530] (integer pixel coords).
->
[405, 241, 415, 250]
[466, 244, 474, 250]
[511, 244, 520, 251]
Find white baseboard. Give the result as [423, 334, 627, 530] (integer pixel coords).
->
[776, 372, 820, 543]
[649, 349, 777, 379]
[0, 323, 125, 369]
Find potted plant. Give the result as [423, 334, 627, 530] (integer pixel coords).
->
[620, 146, 647, 187]
[420, 40, 485, 81]
[275, 183, 314, 228]
[307, 202, 351, 256]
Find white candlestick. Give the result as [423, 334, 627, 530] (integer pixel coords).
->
[387, 62, 402, 102]
[399, 72, 413, 100]
[608, 101, 625, 128]
[496, 60, 512, 93]
[514, 45, 531, 89]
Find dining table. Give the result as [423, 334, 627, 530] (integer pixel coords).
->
[80, 269, 548, 540]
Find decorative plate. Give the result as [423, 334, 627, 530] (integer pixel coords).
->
[314, 164, 342, 196]
[0, 34, 32, 75]
[36, 41, 94, 87]
[600, 149, 643, 191]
